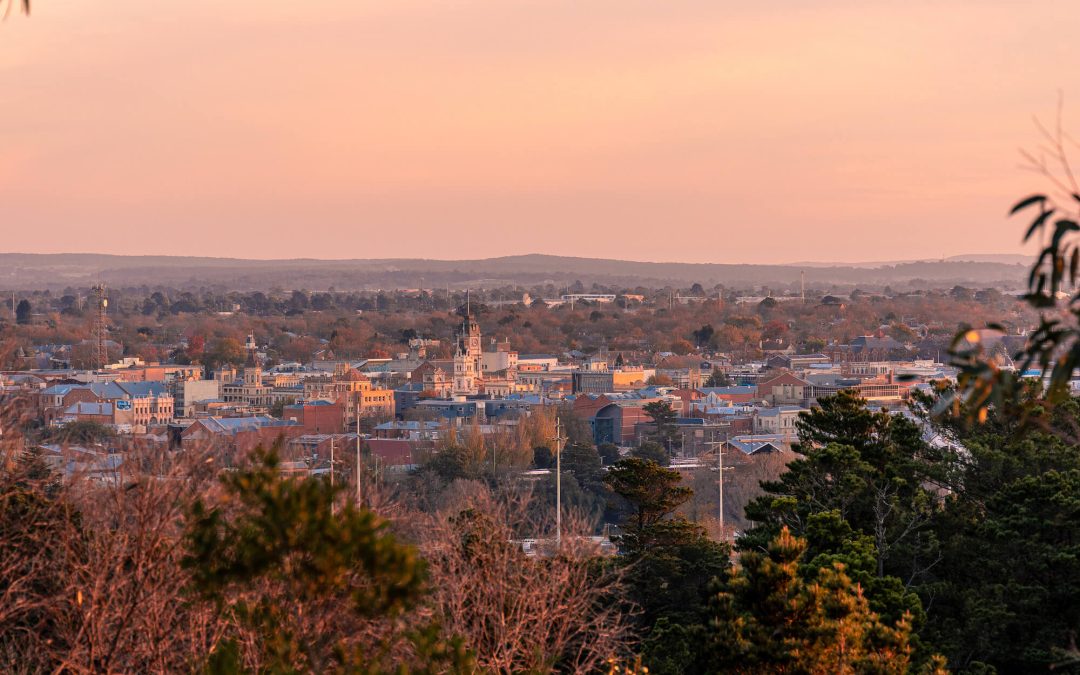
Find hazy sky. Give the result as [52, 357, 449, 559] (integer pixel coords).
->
[1, 0, 1075, 263]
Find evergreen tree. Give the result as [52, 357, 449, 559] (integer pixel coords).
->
[603, 458, 730, 674]
[705, 370, 731, 387]
[604, 458, 691, 540]
[15, 299, 31, 325]
[184, 447, 471, 673]
[560, 441, 606, 499]
[597, 442, 621, 466]
[742, 391, 939, 629]
[705, 527, 923, 674]
[631, 440, 670, 466]
[643, 400, 678, 451]
[914, 390, 1080, 671]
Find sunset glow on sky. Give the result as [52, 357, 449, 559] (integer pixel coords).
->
[1, 0, 1076, 263]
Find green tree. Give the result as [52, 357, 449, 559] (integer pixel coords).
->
[704, 370, 731, 387]
[643, 400, 678, 451]
[184, 447, 471, 673]
[530, 470, 603, 526]
[691, 324, 714, 347]
[921, 180, 1080, 670]
[532, 445, 553, 469]
[604, 457, 691, 541]
[15, 299, 31, 325]
[203, 337, 246, 371]
[557, 406, 594, 447]
[914, 390, 1080, 671]
[561, 441, 606, 498]
[603, 457, 730, 674]
[705, 527, 920, 674]
[742, 391, 937, 627]
[424, 444, 484, 483]
[597, 442, 621, 466]
[631, 440, 669, 466]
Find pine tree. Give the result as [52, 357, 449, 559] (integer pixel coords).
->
[183, 447, 471, 673]
[707, 527, 917, 674]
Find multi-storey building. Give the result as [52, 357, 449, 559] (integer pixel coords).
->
[41, 380, 173, 429]
[220, 360, 272, 410]
[303, 365, 395, 427]
[169, 377, 221, 418]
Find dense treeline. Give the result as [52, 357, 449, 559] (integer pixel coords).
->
[0, 283, 1031, 370]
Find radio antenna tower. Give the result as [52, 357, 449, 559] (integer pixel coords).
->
[91, 284, 108, 369]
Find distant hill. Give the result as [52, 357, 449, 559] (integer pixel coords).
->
[0, 252, 1029, 291]
[785, 253, 1035, 268]
[943, 253, 1034, 265]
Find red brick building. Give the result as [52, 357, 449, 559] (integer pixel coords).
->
[281, 400, 346, 434]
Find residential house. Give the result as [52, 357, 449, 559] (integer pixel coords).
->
[756, 372, 812, 406]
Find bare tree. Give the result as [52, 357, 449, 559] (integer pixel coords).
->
[415, 490, 633, 672]
[0, 426, 228, 673]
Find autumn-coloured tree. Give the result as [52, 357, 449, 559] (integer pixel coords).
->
[706, 527, 922, 674]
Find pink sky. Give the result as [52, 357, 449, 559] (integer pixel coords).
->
[0, 0, 1073, 263]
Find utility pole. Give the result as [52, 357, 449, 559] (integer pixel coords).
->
[91, 284, 108, 369]
[717, 441, 724, 540]
[551, 417, 567, 545]
[362, 399, 367, 505]
[330, 435, 335, 488]
[704, 439, 727, 541]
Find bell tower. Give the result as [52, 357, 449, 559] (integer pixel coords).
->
[243, 333, 261, 385]
[452, 302, 483, 395]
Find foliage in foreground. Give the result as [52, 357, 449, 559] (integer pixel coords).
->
[185, 447, 471, 673]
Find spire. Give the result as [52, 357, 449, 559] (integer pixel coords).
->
[245, 332, 259, 368]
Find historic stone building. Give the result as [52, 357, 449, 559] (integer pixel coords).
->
[452, 313, 483, 396]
